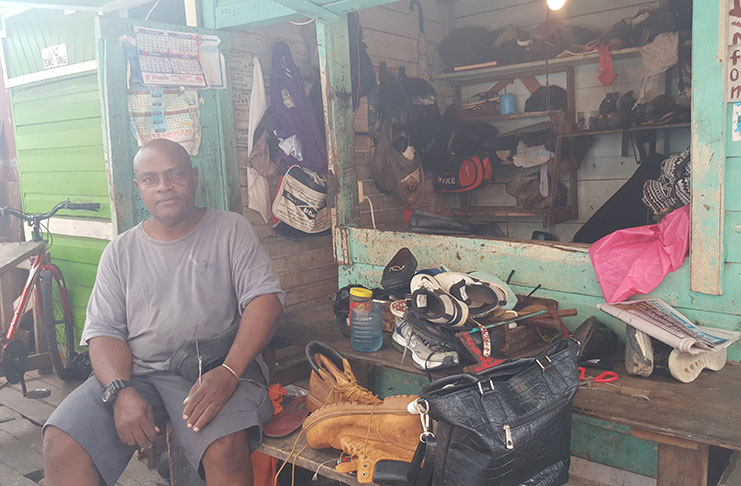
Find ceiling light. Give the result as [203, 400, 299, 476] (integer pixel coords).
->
[547, 0, 566, 10]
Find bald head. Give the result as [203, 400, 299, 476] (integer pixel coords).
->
[134, 139, 192, 170]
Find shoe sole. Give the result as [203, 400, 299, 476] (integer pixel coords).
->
[391, 333, 456, 370]
[624, 325, 654, 377]
[668, 347, 727, 383]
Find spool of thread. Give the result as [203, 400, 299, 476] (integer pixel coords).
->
[500, 94, 516, 115]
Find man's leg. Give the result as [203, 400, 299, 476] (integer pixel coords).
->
[201, 430, 253, 485]
[43, 426, 100, 486]
[43, 374, 166, 486]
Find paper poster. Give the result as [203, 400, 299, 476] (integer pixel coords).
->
[135, 27, 207, 88]
[733, 103, 741, 141]
[128, 87, 201, 155]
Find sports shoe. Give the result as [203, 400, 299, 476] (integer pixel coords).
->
[434, 272, 508, 318]
[392, 318, 458, 370]
[653, 340, 727, 383]
[624, 325, 654, 377]
[305, 341, 381, 411]
[409, 274, 468, 327]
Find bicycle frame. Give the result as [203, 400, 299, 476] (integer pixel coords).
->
[2, 251, 72, 345]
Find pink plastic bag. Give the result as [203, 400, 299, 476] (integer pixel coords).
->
[589, 205, 690, 303]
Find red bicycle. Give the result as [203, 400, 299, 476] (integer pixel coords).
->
[0, 200, 100, 394]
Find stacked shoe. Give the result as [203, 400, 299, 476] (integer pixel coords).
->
[623, 325, 727, 383]
[303, 395, 422, 484]
[305, 341, 381, 411]
[392, 314, 458, 370]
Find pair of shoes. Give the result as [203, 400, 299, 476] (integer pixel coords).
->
[624, 326, 727, 383]
[305, 341, 381, 411]
[303, 395, 422, 484]
[391, 317, 458, 370]
[408, 272, 510, 327]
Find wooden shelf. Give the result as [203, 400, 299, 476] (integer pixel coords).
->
[456, 110, 564, 123]
[451, 205, 573, 226]
[436, 47, 642, 83]
[559, 122, 691, 138]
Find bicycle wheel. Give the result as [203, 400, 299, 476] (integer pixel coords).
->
[39, 268, 76, 379]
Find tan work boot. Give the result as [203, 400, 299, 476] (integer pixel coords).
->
[334, 435, 420, 483]
[303, 395, 422, 454]
[305, 341, 381, 411]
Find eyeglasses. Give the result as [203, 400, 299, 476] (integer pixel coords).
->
[135, 168, 189, 188]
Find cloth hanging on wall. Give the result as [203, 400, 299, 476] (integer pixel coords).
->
[270, 42, 328, 174]
[247, 57, 272, 223]
[636, 32, 678, 105]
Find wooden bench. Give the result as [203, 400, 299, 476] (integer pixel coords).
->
[168, 300, 740, 485]
[270, 301, 741, 486]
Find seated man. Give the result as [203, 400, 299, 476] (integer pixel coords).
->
[43, 139, 284, 486]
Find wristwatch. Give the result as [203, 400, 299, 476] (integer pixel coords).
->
[101, 379, 131, 407]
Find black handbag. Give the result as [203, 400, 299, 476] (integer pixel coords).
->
[408, 338, 579, 486]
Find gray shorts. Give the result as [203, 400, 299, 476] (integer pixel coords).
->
[44, 365, 273, 486]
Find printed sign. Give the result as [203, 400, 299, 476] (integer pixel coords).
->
[41, 44, 68, 70]
[733, 103, 741, 141]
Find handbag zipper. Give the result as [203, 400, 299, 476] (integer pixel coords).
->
[500, 396, 571, 450]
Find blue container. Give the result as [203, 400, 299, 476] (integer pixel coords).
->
[351, 300, 383, 352]
[500, 94, 516, 115]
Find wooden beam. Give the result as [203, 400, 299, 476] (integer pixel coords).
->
[690, 0, 724, 294]
[272, 0, 339, 22]
[96, 16, 136, 234]
[316, 15, 358, 231]
[211, 0, 397, 30]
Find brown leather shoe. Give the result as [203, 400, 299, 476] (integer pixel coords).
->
[303, 395, 422, 483]
[305, 341, 381, 411]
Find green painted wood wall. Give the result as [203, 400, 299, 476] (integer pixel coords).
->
[3, 9, 97, 79]
[10, 72, 110, 340]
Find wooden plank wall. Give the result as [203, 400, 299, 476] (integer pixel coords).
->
[449, 0, 689, 241]
[229, 25, 338, 307]
[10, 73, 110, 338]
[2, 10, 97, 79]
[353, 0, 452, 229]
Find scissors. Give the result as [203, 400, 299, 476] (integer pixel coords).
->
[578, 367, 618, 383]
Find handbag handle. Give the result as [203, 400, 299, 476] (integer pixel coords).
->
[422, 339, 575, 397]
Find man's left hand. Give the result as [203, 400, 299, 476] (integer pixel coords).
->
[182, 366, 239, 432]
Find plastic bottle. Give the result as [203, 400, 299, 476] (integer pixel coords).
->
[351, 298, 383, 353]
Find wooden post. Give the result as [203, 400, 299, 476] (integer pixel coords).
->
[316, 16, 359, 229]
[690, 0, 725, 294]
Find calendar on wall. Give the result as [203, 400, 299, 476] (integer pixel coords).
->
[135, 27, 207, 88]
[127, 88, 202, 155]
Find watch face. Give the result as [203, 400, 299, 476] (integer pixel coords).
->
[102, 386, 115, 404]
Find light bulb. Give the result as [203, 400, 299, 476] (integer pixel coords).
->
[547, 0, 566, 10]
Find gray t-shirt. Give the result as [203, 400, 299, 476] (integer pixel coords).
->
[81, 208, 285, 375]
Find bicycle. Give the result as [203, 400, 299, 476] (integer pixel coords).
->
[0, 200, 100, 396]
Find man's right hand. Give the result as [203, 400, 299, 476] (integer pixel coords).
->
[113, 388, 159, 449]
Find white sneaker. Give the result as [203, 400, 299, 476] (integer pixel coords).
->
[654, 341, 727, 383]
[392, 319, 458, 370]
[409, 274, 469, 327]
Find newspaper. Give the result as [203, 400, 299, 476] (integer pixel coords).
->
[598, 299, 740, 354]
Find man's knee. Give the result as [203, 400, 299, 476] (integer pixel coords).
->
[202, 430, 250, 466]
[44, 426, 92, 465]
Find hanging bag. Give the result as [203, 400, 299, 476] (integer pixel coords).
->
[272, 165, 331, 234]
[408, 338, 579, 486]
